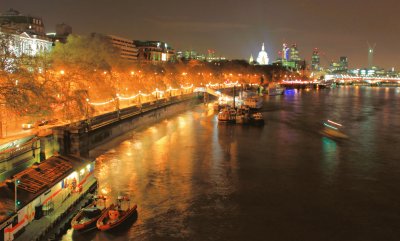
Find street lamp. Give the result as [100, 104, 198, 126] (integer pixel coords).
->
[15, 178, 20, 212]
[85, 98, 90, 120]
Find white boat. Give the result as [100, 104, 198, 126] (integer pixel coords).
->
[244, 96, 263, 109]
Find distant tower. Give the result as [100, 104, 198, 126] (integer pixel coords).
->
[282, 43, 290, 61]
[249, 54, 254, 64]
[311, 48, 320, 71]
[367, 42, 376, 68]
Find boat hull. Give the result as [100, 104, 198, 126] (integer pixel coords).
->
[96, 204, 138, 231]
[71, 205, 106, 231]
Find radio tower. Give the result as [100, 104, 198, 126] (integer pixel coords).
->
[367, 42, 376, 68]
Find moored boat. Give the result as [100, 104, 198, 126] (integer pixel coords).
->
[218, 107, 236, 124]
[96, 196, 137, 231]
[243, 96, 263, 109]
[268, 83, 285, 96]
[71, 195, 107, 231]
[235, 106, 251, 124]
[250, 112, 265, 125]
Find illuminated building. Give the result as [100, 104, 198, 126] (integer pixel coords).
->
[177, 50, 225, 62]
[290, 44, 300, 61]
[311, 48, 320, 71]
[249, 54, 254, 64]
[340, 56, 348, 71]
[0, 9, 52, 56]
[135, 41, 176, 62]
[367, 42, 376, 68]
[0, 26, 52, 57]
[282, 43, 290, 61]
[274, 43, 304, 70]
[329, 56, 348, 73]
[256, 43, 269, 65]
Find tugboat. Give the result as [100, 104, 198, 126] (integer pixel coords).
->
[96, 196, 137, 231]
[71, 195, 107, 231]
[321, 120, 348, 139]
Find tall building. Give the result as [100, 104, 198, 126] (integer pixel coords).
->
[367, 42, 376, 68]
[0, 9, 46, 37]
[290, 44, 300, 61]
[107, 35, 138, 62]
[311, 48, 320, 71]
[340, 56, 348, 71]
[135, 41, 175, 62]
[256, 43, 269, 65]
[282, 43, 290, 61]
[329, 56, 348, 73]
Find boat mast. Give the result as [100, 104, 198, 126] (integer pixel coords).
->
[233, 86, 236, 109]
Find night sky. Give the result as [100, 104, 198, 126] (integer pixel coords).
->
[1, 0, 399, 69]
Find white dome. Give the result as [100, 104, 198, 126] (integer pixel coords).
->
[257, 43, 269, 65]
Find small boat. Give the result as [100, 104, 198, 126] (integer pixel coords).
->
[71, 195, 107, 231]
[250, 112, 265, 125]
[268, 83, 285, 96]
[96, 196, 137, 231]
[218, 107, 236, 124]
[321, 120, 348, 139]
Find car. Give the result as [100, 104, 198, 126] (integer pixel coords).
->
[22, 122, 35, 129]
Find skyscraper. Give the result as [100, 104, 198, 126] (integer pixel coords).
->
[311, 48, 320, 71]
[282, 43, 290, 61]
[340, 56, 348, 71]
[290, 44, 300, 61]
[367, 42, 376, 68]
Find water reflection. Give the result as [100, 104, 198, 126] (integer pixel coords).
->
[62, 87, 400, 241]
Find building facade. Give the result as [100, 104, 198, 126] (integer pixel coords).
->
[311, 48, 320, 71]
[0, 9, 46, 37]
[107, 35, 138, 62]
[135, 41, 175, 62]
[0, 26, 52, 57]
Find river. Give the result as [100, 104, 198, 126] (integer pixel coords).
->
[62, 86, 400, 241]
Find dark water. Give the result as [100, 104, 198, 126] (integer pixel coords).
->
[62, 86, 400, 241]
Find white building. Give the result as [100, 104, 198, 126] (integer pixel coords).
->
[256, 43, 269, 65]
[0, 28, 52, 57]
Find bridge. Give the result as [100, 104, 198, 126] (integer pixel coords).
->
[325, 74, 400, 85]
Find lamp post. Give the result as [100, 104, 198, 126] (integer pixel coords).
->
[15, 178, 20, 212]
[85, 98, 90, 124]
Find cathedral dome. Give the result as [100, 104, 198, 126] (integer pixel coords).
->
[256, 43, 269, 65]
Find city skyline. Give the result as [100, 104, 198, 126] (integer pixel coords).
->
[0, 0, 399, 69]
